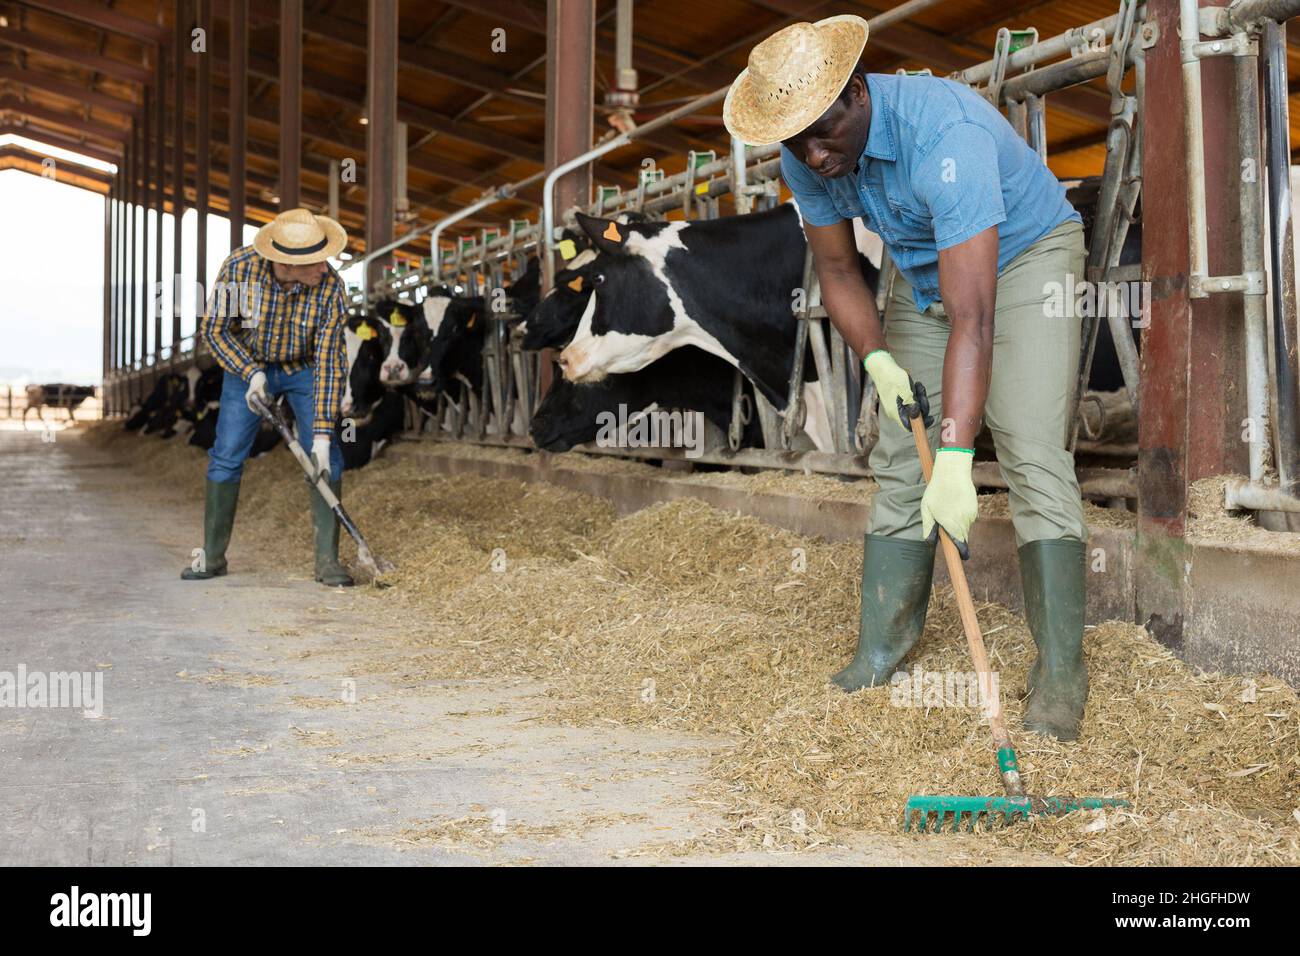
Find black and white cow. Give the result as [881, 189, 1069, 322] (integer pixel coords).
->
[530, 345, 760, 453]
[550, 205, 881, 452]
[338, 390, 405, 471]
[340, 314, 392, 421]
[336, 313, 403, 470]
[124, 373, 186, 431]
[24, 383, 96, 424]
[423, 286, 488, 399]
[373, 298, 431, 387]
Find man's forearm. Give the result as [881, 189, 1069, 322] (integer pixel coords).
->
[939, 314, 993, 449]
[817, 265, 886, 360]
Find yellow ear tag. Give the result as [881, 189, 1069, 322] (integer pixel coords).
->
[388, 309, 407, 328]
[603, 221, 622, 243]
[567, 276, 584, 292]
[355, 323, 376, 341]
[558, 238, 577, 261]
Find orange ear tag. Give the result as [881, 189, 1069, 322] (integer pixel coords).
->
[466, 314, 477, 329]
[567, 276, 584, 292]
[603, 221, 622, 243]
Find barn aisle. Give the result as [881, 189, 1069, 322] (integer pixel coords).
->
[0, 427, 1008, 866]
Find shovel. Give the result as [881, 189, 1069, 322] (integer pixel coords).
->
[899, 385, 1127, 832]
[250, 395, 395, 579]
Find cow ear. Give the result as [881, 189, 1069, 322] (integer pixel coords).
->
[575, 213, 629, 255]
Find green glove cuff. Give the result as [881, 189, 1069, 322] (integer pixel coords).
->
[938, 447, 975, 455]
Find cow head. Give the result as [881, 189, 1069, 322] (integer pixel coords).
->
[342, 314, 391, 420]
[375, 299, 431, 386]
[528, 367, 595, 452]
[520, 249, 600, 350]
[555, 213, 698, 383]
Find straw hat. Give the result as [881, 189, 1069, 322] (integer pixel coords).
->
[253, 208, 348, 265]
[723, 15, 869, 147]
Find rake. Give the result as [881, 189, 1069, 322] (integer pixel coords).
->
[251, 395, 396, 579]
[901, 394, 1127, 832]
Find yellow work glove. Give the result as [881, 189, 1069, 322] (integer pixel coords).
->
[921, 447, 978, 560]
[864, 349, 922, 430]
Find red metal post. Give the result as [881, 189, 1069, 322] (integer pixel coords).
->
[542, 0, 595, 392]
[229, 0, 247, 251]
[366, 0, 398, 288]
[173, 0, 188, 349]
[1136, 0, 1249, 649]
[197, 0, 212, 295]
[279, 0, 303, 209]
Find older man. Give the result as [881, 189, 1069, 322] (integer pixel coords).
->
[724, 16, 1090, 739]
[180, 208, 352, 587]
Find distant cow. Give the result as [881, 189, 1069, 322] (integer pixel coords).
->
[24, 383, 96, 424]
[530, 346, 760, 453]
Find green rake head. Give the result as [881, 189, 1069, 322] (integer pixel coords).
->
[903, 795, 1130, 833]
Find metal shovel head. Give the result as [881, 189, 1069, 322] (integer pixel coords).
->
[903, 795, 1130, 833]
[354, 541, 396, 577]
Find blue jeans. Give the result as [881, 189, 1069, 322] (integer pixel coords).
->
[207, 365, 343, 483]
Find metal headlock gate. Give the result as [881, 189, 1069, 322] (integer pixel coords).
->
[348, 2, 1166, 504]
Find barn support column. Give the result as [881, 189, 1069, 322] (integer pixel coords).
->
[128, 124, 137, 383]
[228, 0, 247, 252]
[196, 0, 212, 297]
[366, 0, 398, 289]
[1136, 0, 1250, 651]
[279, 0, 303, 209]
[115, 168, 124, 393]
[103, 186, 112, 390]
[154, 47, 166, 358]
[141, 86, 152, 364]
[173, 0, 189, 351]
[542, 0, 596, 391]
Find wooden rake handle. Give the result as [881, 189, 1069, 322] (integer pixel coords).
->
[908, 413, 1022, 789]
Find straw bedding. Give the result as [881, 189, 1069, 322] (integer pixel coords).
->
[87, 423, 1299, 865]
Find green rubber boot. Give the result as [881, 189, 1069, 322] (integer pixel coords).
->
[312, 477, 354, 587]
[832, 533, 937, 691]
[180, 479, 240, 580]
[1019, 538, 1088, 741]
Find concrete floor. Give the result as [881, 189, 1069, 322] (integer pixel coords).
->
[0, 427, 1048, 866]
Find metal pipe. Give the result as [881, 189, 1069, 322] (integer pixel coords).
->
[1181, 0, 1211, 293]
[1236, 49, 1269, 482]
[541, 86, 727, 287]
[614, 0, 636, 94]
[955, 8, 1144, 86]
[1262, 20, 1300, 494]
[867, 0, 950, 32]
[1225, 477, 1300, 513]
[1219, 0, 1300, 33]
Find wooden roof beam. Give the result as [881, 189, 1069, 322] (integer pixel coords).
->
[15, 0, 170, 44]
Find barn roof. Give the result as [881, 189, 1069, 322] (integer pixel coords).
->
[1, 0, 1295, 261]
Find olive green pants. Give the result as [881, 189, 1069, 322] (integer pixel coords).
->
[868, 219, 1088, 547]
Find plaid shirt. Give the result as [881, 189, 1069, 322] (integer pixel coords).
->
[203, 245, 347, 437]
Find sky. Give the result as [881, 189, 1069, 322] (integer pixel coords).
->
[0, 136, 363, 386]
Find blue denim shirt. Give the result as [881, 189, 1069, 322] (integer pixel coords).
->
[781, 73, 1080, 311]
